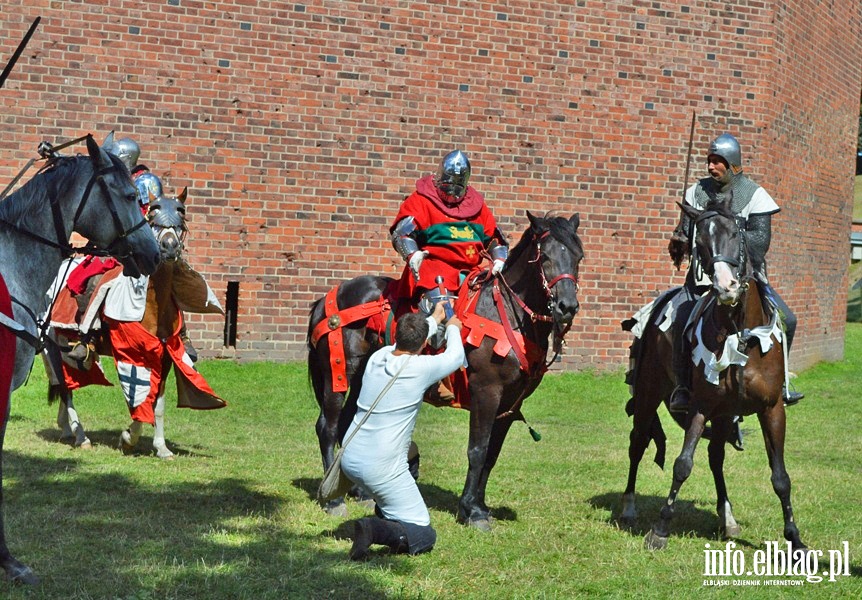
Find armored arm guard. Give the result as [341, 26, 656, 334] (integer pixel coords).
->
[487, 227, 509, 261]
[391, 216, 420, 261]
[744, 213, 771, 276]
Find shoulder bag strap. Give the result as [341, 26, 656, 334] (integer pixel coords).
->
[339, 355, 410, 450]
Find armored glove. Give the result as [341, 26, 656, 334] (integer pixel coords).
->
[408, 250, 429, 281]
[491, 259, 505, 276]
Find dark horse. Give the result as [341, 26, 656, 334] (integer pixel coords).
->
[621, 197, 805, 552]
[308, 211, 583, 529]
[0, 135, 160, 584]
[44, 189, 225, 460]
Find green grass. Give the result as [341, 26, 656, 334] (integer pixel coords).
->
[3, 328, 862, 599]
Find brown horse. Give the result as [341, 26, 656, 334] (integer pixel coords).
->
[308, 211, 583, 529]
[621, 197, 805, 552]
[45, 190, 225, 459]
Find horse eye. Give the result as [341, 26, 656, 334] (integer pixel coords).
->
[126, 193, 137, 203]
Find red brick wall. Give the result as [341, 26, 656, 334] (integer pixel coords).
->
[2, 1, 861, 371]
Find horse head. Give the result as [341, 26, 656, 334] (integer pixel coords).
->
[68, 135, 161, 276]
[146, 187, 188, 263]
[680, 198, 748, 306]
[524, 211, 584, 328]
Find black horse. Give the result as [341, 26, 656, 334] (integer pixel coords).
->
[621, 197, 805, 552]
[308, 211, 583, 529]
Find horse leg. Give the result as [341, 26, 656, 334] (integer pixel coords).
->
[645, 411, 706, 549]
[708, 418, 740, 539]
[120, 420, 143, 453]
[458, 383, 502, 530]
[152, 392, 174, 460]
[0, 422, 39, 585]
[314, 386, 350, 517]
[468, 414, 515, 531]
[621, 419, 654, 527]
[62, 394, 92, 449]
[757, 404, 806, 550]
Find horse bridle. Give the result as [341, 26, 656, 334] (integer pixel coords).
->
[499, 229, 580, 326]
[693, 209, 748, 282]
[0, 134, 149, 260]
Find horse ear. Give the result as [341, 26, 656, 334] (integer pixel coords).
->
[177, 187, 188, 203]
[678, 201, 700, 220]
[527, 210, 546, 233]
[85, 134, 112, 169]
[102, 130, 116, 152]
[569, 213, 580, 231]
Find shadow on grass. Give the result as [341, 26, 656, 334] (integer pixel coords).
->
[589, 491, 758, 550]
[4, 450, 391, 598]
[34, 426, 214, 458]
[292, 476, 518, 524]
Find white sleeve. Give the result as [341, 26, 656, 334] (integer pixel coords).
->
[425, 316, 438, 341]
[745, 187, 780, 218]
[420, 324, 465, 381]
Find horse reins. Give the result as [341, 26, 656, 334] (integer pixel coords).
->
[493, 229, 579, 419]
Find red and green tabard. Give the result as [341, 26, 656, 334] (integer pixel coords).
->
[392, 175, 500, 298]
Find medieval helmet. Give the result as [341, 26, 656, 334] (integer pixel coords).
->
[113, 137, 141, 170]
[708, 133, 742, 174]
[134, 172, 162, 206]
[434, 150, 471, 200]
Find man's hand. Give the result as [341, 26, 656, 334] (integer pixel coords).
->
[431, 300, 447, 325]
[408, 250, 428, 281]
[447, 315, 463, 330]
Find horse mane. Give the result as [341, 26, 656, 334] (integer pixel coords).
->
[0, 155, 85, 224]
[508, 211, 583, 264]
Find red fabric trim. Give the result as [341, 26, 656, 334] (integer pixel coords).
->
[311, 285, 390, 393]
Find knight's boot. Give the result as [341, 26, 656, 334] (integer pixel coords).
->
[424, 376, 455, 407]
[728, 416, 744, 452]
[348, 518, 410, 561]
[67, 334, 96, 367]
[668, 360, 692, 415]
[783, 384, 804, 406]
[180, 325, 198, 363]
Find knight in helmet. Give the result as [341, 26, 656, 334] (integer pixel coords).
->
[391, 150, 508, 307]
[667, 133, 803, 418]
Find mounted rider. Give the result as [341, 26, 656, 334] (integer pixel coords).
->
[390, 150, 508, 310]
[64, 135, 203, 363]
[667, 133, 803, 416]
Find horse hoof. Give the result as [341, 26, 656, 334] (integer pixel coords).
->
[466, 518, 493, 532]
[644, 529, 668, 550]
[722, 523, 741, 539]
[156, 450, 175, 461]
[4, 563, 39, 586]
[77, 439, 93, 450]
[617, 515, 636, 531]
[323, 502, 348, 518]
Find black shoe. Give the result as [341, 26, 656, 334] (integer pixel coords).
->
[783, 388, 804, 406]
[348, 518, 374, 561]
[668, 386, 690, 415]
